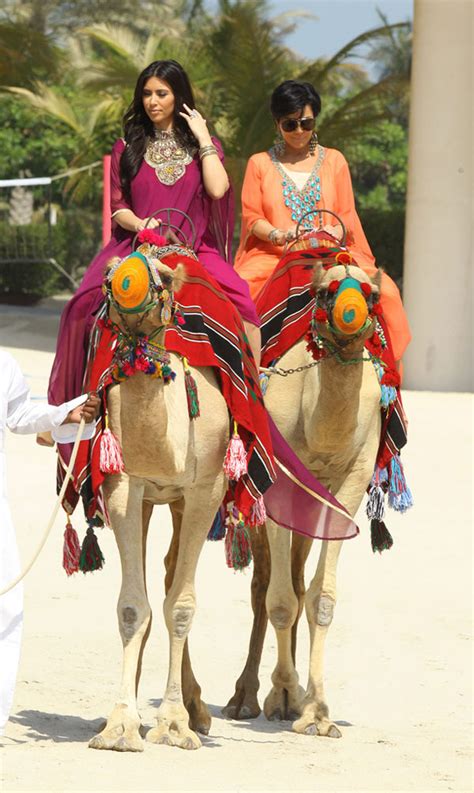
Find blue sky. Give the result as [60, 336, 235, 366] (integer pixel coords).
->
[268, 0, 413, 60]
[205, 1, 413, 66]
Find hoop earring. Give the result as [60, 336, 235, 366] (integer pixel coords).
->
[309, 130, 319, 155]
[273, 129, 285, 156]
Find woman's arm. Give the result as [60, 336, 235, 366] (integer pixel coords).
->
[179, 105, 229, 200]
[240, 157, 295, 246]
[110, 140, 161, 232]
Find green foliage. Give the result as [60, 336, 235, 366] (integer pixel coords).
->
[359, 207, 405, 285]
[345, 120, 408, 210]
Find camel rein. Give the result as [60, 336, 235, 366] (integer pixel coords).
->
[0, 418, 86, 597]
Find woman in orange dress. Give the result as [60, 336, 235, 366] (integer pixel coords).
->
[234, 80, 411, 362]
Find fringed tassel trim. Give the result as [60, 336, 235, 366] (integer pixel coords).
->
[100, 412, 125, 474]
[63, 518, 81, 576]
[370, 518, 393, 554]
[79, 524, 105, 573]
[223, 421, 248, 481]
[183, 357, 200, 419]
[207, 507, 226, 541]
[225, 508, 252, 571]
[388, 454, 413, 513]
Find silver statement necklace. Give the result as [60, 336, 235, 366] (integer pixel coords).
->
[144, 129, 195, 186]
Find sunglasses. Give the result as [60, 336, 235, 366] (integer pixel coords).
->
[280, 116, 316, 133]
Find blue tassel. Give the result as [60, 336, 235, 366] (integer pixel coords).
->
[380, 383, 397, 409]
[207, 507, 226, 541]
[388, 454, 414, 512]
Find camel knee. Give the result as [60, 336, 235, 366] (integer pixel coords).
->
[118, 603, 151, 642]
[310, 594, 335, 627]
[165, 595, 195, 639]
[267, 595, 298, 631]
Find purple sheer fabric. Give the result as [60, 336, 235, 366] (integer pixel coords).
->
[48, 137, 258, 405]
[265, 416, 359, 541]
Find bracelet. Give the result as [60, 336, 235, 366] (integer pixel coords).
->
[199, 144, 218, 160]
[268, 228, 281, 245]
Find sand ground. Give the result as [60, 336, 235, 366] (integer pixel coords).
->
[0, 299, 472, 793]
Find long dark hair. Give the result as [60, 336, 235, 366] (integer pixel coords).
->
[120, 60, 198, 199]
[270, 80, 322, 120]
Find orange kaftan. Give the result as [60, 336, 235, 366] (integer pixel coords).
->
[234, 147, 411, 361]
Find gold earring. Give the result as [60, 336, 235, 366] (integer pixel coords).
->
[309, 130, 318, 155]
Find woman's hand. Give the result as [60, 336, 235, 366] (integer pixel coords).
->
[322, 223, 343, 241]
[65, 393, 101, 425]
[179, 104, 212, 146]
[135, 217, 162, 232]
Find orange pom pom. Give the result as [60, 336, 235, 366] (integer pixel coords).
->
[332, 288, 368, 335]
[111, 254, 150, 310]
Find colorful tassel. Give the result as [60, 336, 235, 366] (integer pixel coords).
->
[79, 524, 105, 573]
[62, 518, 81, 576]
[207, 507, 226, 541]
[183, 357, 200, 418]
[100, 413, 125, 474]
[366, 484, 385, 521]
[249, 495, 267, 526]
[223, 421, 247, 480]
[225, 510, 252, 571]
[370, 518, 393, 553]
[388, 454, 413, 513]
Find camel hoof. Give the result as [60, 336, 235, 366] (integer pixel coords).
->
[181, 737, 199, 751]
[305, 724, 318, 736]
[328, 724, 342, 739]
[222, 695, 261, 721]
[187, 700, 212, 735]
[267, 708, 282, 721]
[89, 734, 109, 750]
[113, 735, 144, 753]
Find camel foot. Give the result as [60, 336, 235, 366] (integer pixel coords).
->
[147, 702, 201, 750]
[263, 683, 305, 722]
[186, 696, 212, 735]
[293, 710, 342, 739]
[222, 684, 261, 720]
[88, 707, 144, 752]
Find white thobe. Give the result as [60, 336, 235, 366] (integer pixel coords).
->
[0, 350, 94, 735]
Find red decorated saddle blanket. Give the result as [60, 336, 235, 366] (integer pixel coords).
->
[255, 248, 408, 471]
[59, 252, 275, 525]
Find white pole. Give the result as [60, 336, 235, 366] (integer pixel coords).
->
[403, 0, 473, 391]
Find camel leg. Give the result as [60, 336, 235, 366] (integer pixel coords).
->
[164, 498, 211, 736]
[293, 452, 377, 738]
[291, 533, 313, 664]
[292, 540, 343, 738]
[263, 519, 306, 721]
[90, 474, 149, 752]
[147, 482, 224, 750]
[222, 524, 271, 720]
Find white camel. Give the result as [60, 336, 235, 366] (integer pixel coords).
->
[89, 254, 229, 752]
[225, 259, 383, 738]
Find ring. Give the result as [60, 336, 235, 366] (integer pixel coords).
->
[190, 110, 198, 117]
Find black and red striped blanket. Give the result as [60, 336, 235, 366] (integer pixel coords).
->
[60, 252, 275, 525]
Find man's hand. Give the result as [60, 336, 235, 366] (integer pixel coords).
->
[65, 392, 101, 425]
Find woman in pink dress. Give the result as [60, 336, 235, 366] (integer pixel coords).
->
[48, 59, 260, 406]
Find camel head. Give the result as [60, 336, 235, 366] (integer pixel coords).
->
[104, 248, 185, 337]
[309, 252, 382, 361]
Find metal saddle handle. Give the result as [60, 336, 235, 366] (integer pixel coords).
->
[132, 207, 196, 250]
[293, 208, 347, 247]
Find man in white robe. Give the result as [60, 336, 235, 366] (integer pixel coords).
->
[0, 349, 99, 735]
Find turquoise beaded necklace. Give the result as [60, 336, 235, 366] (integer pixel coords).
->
[270, 144, 325, 227]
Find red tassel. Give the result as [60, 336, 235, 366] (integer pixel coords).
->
[100, 423, 124, 474]
[63, 519, 81, 576]
[223, 421, 247, 480]
[249, 495, 267, 526]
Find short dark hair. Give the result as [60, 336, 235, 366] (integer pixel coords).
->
[270, 80, 322, 120]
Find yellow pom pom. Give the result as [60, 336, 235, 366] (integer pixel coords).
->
[111, 255, 150, 310]
[332, 288, 368, 335]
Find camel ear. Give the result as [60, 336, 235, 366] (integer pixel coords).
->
[372, 268, 383, 292]
[105, 256, 121, 277]
[312, 261, 325, 291]
[171, 263, 186, 294]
